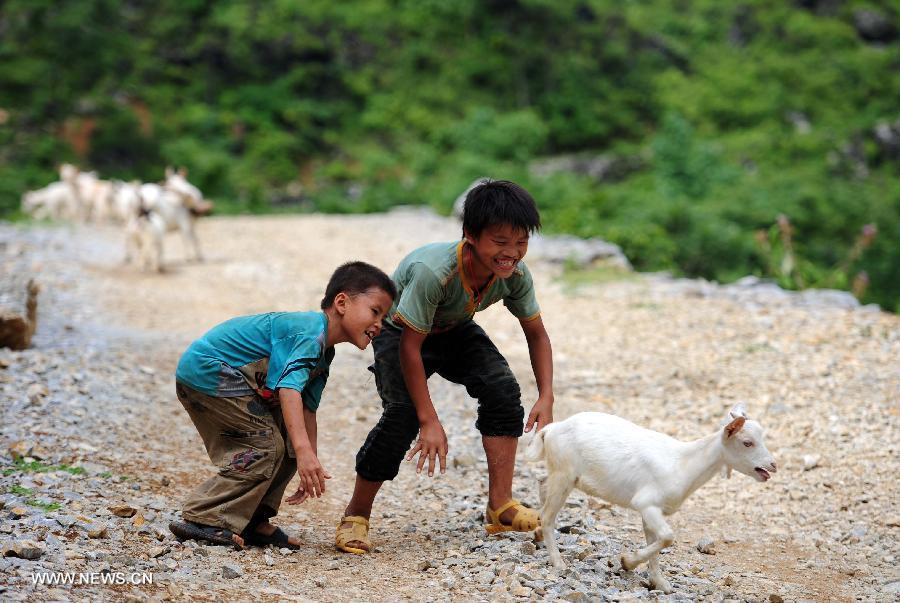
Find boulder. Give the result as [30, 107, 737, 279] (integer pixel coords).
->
[0, 279, 39, 350]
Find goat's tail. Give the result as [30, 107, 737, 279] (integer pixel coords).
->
[524, 426, 549, 462]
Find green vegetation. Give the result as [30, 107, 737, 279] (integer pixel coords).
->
[1, 1, 897, 309]
[2, 459, 86, 476]
[559, 261, 636, 293]
[28, 499, 62, 512]
[6, 484, 62, 511]
[8, 484, 33, 497]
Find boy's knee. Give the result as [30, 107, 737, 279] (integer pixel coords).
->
[476, 398, 525, 438]
[354, 408, 420, 482]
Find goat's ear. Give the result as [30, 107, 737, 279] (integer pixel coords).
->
[729, 403, 748, 419]
[165, 166, 174, 179]
[178, 167, 188, 177]
[724, 416, 745, 438]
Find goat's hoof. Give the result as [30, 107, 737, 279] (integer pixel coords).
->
[650, 579, 673, 594]
[533, 527, 543, 543]
[551, 559, 566, 571]
[620, 554, 638, 571]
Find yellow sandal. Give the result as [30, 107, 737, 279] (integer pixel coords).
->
[485, 499, 541, 535]
[335, 515, 372, 554]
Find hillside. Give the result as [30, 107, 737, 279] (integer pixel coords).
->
[0, 1, 898, 307]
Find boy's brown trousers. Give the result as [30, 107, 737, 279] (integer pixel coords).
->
[175, 383, 297, 535]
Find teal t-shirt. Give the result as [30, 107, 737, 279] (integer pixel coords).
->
[386, 240, 541, 333]
[175, 311, 334, 411]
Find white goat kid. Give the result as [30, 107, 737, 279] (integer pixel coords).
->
[527, 404, 776, 593]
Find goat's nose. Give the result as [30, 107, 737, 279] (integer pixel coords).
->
[769, 461, 777, 473]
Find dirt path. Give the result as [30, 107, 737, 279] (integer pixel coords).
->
[1, 213, 898, 602]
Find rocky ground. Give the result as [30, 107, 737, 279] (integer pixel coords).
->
[0, 211, 898, 602]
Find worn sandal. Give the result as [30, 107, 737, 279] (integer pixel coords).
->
[335, 515, 371, 554]
[485, 499, 541, 535]
[169, 520, 243, 550]
[242, 526, 302, 550]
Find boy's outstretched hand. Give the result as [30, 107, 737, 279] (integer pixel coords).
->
[406, 420, 448, 477]
[525, 395, 554, 433]
[296, 451, 331, 499]
[285, 485, 308, 505]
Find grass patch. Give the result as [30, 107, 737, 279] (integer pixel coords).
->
[629, 302, 662, 311]
[2, 459, 86, 477]
[28, 499, 61, 512]
[7, 485, 63, 512]
[559, 261, 636, 293]
[8, 484, 33, 496]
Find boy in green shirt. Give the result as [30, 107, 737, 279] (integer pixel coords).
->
[336, 180, 554, 554]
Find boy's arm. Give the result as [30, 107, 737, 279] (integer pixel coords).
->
[520, 315, 554, 432]
[399, 326, 448, 477]
[279, 387, 331, 497]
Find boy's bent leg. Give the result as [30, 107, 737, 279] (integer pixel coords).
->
[258, 408, 298, 515]
[353, 325, 427, 487]
[482, 435, 518, 511]
[341, 393, 419, 552]
[339, 326, 427, 552]
[250, 411, 302, 547]
[436, 322, 530, 528]
[175, 383, 283, 536]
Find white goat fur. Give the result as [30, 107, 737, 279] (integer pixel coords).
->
[132, 169, 206, 271]
[21, 182, 78, 221]
[527, 404, 776, 593]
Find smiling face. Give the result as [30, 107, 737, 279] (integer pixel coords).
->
[465, 223, 530, 281]
[334, 287, 394, 350]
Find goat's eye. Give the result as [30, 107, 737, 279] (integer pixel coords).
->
[743, 440, 754, 448]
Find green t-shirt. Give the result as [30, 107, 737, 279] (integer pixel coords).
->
[386, 240, 541, 333]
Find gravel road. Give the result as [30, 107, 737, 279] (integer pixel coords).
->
[1, 212, 898, 602]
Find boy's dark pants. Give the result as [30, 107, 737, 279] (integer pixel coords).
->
[356, 321, 525, 482]
[175, 382, 297, 535]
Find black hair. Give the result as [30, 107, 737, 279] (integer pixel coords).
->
[320, 261, 397, 310]
[461, 179, 541, 239]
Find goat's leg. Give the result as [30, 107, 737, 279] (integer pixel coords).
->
[124, 234, 134, 265]
[124, 220, 141, 265]
[152, 233, 165, 272]
[146, 218, 165, 273]
[641, 518, 672, 593]
[179, 216, 203, 262]
[539, 474, 574, 570]
[621, 507, 673, 573]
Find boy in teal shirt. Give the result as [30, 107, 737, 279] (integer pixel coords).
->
[169, 262, 396, 550]
[336, 180, 554, 554]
